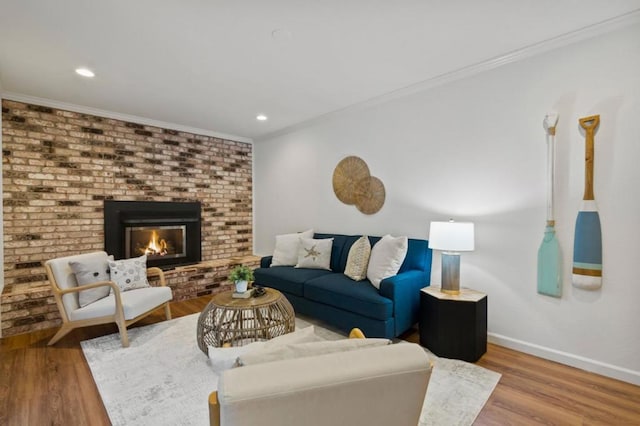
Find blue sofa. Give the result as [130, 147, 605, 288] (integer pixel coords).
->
[253, 233, 432, 338]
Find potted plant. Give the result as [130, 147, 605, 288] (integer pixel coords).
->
[229, 265, 254, 293]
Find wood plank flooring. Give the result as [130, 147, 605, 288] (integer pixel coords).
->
[1, 295, 639, 425]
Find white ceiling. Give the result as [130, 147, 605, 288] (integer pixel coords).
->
[1, 1, 639, 141]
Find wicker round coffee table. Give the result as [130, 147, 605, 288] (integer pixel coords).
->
[196, 288, 295, 354]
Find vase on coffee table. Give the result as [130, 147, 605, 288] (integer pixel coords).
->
[234, 280, 248, 293]
[229, 265, 253, 293]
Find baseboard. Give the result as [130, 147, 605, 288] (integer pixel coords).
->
[488, 333, 640, 386]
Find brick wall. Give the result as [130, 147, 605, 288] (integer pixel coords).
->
[1, 99, 254, 336]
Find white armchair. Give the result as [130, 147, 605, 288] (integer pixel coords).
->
[44, 251, 173, 347]
[209, 339, 432, 426]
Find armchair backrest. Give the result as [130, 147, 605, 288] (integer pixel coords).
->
[44, 251, 110, 315]
[215, 342, 432, 426]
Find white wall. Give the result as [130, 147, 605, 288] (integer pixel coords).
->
[254, 24, 640, 384]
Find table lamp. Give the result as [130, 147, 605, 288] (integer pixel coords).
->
[428, 220, 475, 295]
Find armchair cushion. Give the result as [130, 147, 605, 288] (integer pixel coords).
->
[69, 254, 114, 307]
[46, 251, 113, 313]
[68, 286, 172, 322]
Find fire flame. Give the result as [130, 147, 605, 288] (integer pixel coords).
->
[144, 230, 169, 256]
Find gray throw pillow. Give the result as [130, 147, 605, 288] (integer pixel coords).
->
[69, 254, 114, 308]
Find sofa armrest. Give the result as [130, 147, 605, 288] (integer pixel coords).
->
[379, 270, 429, 336]
[260, 256, 273, 268]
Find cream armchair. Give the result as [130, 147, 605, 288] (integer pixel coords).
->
[209, 341, 432, 426]
[44, 251, 172, 347]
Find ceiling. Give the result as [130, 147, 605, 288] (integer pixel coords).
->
[1, 1, 639, 141]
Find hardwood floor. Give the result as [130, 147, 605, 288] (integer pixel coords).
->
[1, 296, 639, 425]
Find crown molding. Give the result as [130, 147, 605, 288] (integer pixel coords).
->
[0, 92, 253, 144]
[257, 9, 640, 142]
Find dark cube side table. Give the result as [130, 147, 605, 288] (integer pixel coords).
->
[419, 286, 487, 362]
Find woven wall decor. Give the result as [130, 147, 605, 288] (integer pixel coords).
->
[332, 156, 385, 214]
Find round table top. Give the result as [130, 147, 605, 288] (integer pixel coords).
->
[209, 287, 282, 309]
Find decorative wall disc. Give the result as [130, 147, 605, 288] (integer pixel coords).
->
[355, 176, 385, 214]
[332, 156, 370, 205]
[332, 156, 385, 215]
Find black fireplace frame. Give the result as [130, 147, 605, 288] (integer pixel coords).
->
[104, 200, 201, 270]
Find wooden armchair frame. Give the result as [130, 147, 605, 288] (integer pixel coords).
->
[44, 262, 171, 347]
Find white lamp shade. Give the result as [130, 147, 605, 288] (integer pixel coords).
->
[428, 221, 475, 252]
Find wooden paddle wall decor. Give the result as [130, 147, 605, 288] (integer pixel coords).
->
[332, 156, 385, 214]
[573, 115, 602, 290]
[538, 113, 562, 297]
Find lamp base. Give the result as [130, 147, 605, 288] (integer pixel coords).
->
[441, 252, 460, 295]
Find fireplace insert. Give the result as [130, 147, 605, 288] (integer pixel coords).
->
[104, 200, 201, 269]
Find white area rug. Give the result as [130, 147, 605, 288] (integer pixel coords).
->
[81, 314, 500, 426]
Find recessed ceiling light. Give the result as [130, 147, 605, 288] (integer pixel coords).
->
[75, 67, 95, 78]
[271, 28, 292, 41]
[256, 114, 268, 121]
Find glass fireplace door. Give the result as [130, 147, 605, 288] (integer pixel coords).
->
[125, 225, 187, 261]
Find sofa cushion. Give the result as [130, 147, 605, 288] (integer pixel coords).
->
[401, 238, 431, 273]
[304, 274, 393, 320]
[253, 266, 332, 297]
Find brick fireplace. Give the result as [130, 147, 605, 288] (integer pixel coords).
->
[1, 99, 254, 337]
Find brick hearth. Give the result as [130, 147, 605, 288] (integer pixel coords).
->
[1, 99, 254, 337]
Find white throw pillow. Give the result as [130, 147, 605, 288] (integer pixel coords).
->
[261, 325, 322, 349]
[344, 236, 371, 281]
[108, 255, 151, 293]
[271, 229, 314, 266]
[295, 238, 333, 270]
[208, 344, 260, 374]
[69, 254, 114, 307]
[207, 326, 322, 374]
[237, 338, 391, 367]
[366, 235, 408, 289]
